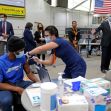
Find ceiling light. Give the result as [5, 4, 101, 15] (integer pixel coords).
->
[51, 0, 57, 7]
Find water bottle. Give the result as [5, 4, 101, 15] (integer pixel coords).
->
[58, 72, 64, 98]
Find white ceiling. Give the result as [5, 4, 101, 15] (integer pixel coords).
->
[0, 0, 25, 7]
[75, 0, 94, 12]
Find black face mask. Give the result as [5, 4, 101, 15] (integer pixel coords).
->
[39, 27, 43, 30]
[30, 27, 32, 30]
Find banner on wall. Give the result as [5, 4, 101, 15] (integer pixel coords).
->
[0, 5, 25, 17]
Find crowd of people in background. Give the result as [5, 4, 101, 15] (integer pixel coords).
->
[0, 13, 111, 111]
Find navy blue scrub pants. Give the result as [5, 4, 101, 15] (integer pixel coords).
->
[63, 59, 86, 79]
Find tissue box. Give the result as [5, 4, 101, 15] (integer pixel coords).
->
[57, 94, 88, 111]
[90, 78, 111, 94]
[84, 87, 108, 111]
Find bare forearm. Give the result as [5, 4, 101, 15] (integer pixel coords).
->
[27, 72, 40, 82]
[0, 83, 21, 92]
[29, 47, 42, 55]
[40, 60, 52, 65]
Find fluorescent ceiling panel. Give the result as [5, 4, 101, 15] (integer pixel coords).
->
[75, 0, 94, 12]
[68, 0, 87, 9]
[0, 0, 25, 7]
[51, 0, 57, 7]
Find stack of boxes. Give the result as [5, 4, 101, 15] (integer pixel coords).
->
[61, 77, 111, 111]
[81, 78, 111, 111]
[90, 78, 111, 95]
[84, 87, 108, 111]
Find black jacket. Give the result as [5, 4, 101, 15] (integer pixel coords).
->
[23, 28, 36, 52]
[94, 20, 111, 47]
[68, 28, 81, 43]
[34, 31, 46, 44]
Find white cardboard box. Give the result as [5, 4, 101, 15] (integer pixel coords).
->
[84, 87, 108, 111]
[57, 94, 88, 111]
[90, 78, 111, 94]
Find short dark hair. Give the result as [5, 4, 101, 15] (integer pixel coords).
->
[72, 21, 77, 24]
[25, 22, 33, 29]
[7, 36, 25, 52]
[45, 25, 59, 37]
[1, 14, 7, 18]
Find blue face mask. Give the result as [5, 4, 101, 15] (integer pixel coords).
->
[15, 50, 24, 58]
[45, 37, 51, 43]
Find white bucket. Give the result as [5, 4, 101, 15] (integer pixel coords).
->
[40, 82, 57, 111]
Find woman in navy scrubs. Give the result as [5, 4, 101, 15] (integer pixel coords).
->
[27, 26, 86, 78]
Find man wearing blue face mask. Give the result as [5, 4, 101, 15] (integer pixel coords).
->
[0, 36, 39, 111]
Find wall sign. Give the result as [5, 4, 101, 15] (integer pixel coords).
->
[0, 0, 25, 17]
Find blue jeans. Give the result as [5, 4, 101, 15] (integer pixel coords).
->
[0, 80, 33, 111]
[0, 91, 13, 111]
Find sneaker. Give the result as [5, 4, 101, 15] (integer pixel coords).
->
[101, 69, 107, 73]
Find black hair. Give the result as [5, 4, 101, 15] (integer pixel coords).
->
[25, 22, 33, 29]
[7, 36, 25, 52]
[1, 14, 7, 18]
[45, 25, 59, 37]
[37, 23, 44, 31]
[72, 21, 77, 24]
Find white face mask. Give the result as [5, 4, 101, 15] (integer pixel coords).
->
[30, 29, 34, 36]
[45, 36, 51, 43]
[15, 50, 24, 58]
[1, 18, 5, 21]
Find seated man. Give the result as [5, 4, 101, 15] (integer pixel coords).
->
[89, 37, 100, 55]
[0, 36, 39, 111]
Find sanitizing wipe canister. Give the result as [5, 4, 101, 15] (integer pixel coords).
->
[40, 82, 57, 111]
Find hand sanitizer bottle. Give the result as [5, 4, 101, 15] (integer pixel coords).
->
[58, 72, 64, 98]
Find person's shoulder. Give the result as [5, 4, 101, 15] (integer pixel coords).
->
[101, 20, 108, 25]
[55, 37, 66, 43]
[34, 31, 40, 35]
[0, 54, 7, 59]
[24, 28, 31, 33]
[0, 54, 8, 66]
[6, 21, 12, 25]
[56, 37, 63, 40]
[17, 55, 26, 63]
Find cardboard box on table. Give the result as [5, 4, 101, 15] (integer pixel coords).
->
[84, 87, 108, 111]
[80, 80, 98, 93]
[57, 94, 88, 111]
[90, 78, 111, 94]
